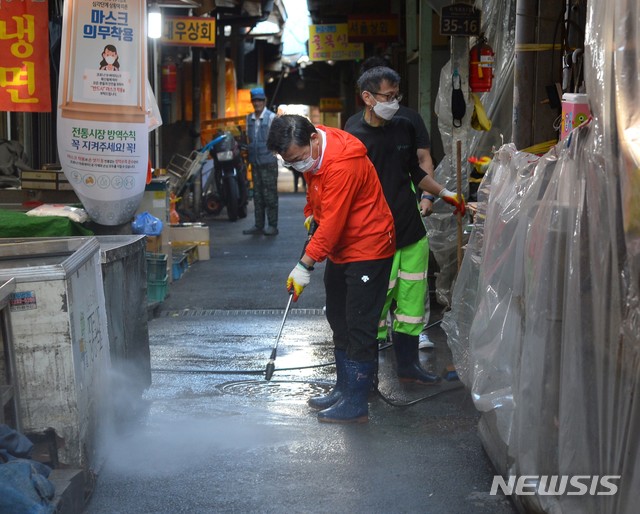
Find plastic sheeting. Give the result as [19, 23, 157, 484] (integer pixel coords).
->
[609, 1, 640, 267]
[425, 0, 515, 306]
[443, 0, 640, 511]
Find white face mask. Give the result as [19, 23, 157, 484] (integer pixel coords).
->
[372, 98, 399, 120]
[105, 56, 116, 64]
[288, 142, 320, 173]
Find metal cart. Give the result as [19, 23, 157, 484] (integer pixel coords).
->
[165, 135, 226, 219]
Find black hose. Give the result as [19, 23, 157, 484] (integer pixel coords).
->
[152, 361, 335, 375]
[151, 316, 456, 407]
[373, 383, 465, 407]
[152, 364, 464, 406]
[370, 319, 463, 406]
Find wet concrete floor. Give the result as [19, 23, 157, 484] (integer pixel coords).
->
[83, 187, 516, 513]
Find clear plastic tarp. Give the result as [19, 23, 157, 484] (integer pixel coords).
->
[426, 0, 515, 306]
[442, 0, 640, 512]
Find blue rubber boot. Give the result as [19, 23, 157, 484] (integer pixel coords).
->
[317, 359, 375, 424]
[308, 349, 346, 410]
[393, 332, 441, 385]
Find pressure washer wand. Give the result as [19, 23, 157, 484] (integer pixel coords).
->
[264, 220, 318, 381]
[265, 293, 294, 381]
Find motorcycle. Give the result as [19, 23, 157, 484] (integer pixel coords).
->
[203, 131, 249, 222]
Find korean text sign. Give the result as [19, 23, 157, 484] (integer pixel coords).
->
[161, 16, 216, 47]
[57, 0, 148, 226]
[309, 24, 364, 62]
[0, 0, 51, 112]
[347, 16, 398, 42]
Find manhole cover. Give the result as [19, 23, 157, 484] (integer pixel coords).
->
[219, 380, 329, 400]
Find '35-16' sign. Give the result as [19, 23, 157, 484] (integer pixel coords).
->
[440, 4, 481, 37]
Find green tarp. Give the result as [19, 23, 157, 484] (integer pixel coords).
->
[0, 210, 93, 237]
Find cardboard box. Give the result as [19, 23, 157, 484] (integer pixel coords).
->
[169, 223, 210, 261]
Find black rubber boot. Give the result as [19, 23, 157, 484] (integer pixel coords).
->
[392, 331, 441, 385]
[317, 359, 375, 424]
[308, 349, 346, 409]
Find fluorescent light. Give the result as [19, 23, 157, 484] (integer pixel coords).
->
[148, 4, 162, 39]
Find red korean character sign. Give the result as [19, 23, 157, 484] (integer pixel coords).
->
[0, 0, 51, 112]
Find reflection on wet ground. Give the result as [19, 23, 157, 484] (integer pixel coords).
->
[85, 310, 515, 514]
[147, 311, 449, 406]
[218, 380, 330, 400]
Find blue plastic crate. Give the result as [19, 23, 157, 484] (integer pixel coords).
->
[171, 254, 188, 281]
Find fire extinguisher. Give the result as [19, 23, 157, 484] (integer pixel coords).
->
[469, 35, 494, 93]
[161, 59, 177, 93]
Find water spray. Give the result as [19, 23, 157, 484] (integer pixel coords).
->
[264, 293, 293, 381]
[264, 219, 317, 381]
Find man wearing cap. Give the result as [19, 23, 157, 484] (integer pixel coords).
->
[243, 87, 279, 236]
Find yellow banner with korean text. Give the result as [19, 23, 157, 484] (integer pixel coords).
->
[0, 0, 51, 112]
[347, 16, 399, 42]
[319, 98, 343, 112]
[309, 23, 363, 62]
[161, 16, 215, 47]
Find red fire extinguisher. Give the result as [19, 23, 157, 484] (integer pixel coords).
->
[469, 36, 494, 93]
[161, 59, 177, 93]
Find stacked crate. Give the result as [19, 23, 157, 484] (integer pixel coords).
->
[146, 252, 168, 303]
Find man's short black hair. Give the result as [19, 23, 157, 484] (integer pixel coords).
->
[267, 115, 317, 155]
[357, 66, 401, 95]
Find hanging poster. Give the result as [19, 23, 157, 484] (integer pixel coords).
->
[0, 0, 51, 112]
[308, 24, 364, 62]
[57, 0, 149, 225]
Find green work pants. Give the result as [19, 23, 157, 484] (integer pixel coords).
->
[252, 162, 279, 228]
[378, 236, 429, 339]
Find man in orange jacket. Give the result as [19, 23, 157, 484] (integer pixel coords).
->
[267, 114, 395, 424]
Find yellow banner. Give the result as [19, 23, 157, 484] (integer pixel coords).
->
[319, 98, 343, 112]
[347, 16, 398, 41]
[309, 23, 363, 62]
[162, 16, 215, 47]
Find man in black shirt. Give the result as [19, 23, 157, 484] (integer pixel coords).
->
[344, 66, 465, 385]
[349, 57, 437, 349]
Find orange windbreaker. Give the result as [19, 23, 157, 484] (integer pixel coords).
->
[303, 126, 396, 264]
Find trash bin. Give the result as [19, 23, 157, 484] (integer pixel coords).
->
[0, 278, 20, 432]
[96, 235, 151, 407]
[0, 237, 111, 470]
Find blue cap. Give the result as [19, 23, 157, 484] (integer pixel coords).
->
[250, 87, 266, 100]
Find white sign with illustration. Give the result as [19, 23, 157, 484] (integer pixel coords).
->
[82, 44, 134, 104]
[57, 0, 150, 225]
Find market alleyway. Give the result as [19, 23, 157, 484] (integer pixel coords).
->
[83, 170, 516, 513]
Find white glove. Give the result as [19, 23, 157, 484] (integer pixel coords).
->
[438, 188, 466, 216]
[287, 262, 312, 301]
